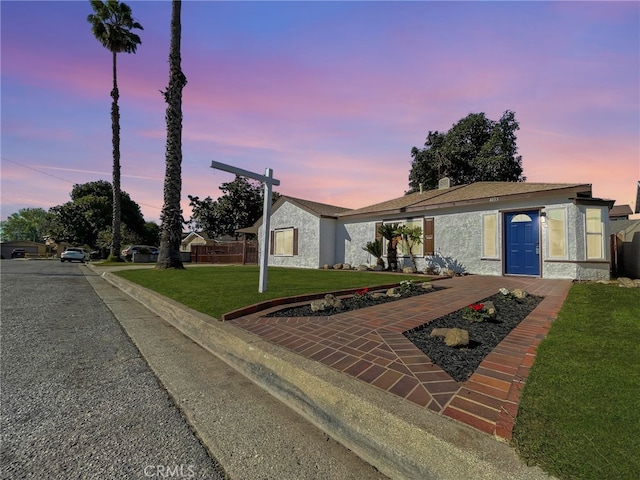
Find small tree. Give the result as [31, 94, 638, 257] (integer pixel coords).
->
[395, 224, 423, 272]
[377, 223, 400, 271]
[362, 239, 385, 269]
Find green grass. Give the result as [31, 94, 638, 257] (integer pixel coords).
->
[114, 265, 428, 319]
[512, 283, 640, 480]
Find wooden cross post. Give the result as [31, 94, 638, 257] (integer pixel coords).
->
[210, 161, 280, 292]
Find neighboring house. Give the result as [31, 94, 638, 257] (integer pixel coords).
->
[255, 182, 616, 280]
[181, 231, 210, 252]
[609, 204, 633, 221]
[1, 240, 47, 259]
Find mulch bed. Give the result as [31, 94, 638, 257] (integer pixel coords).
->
[403, 293, 543, 382]
[265, 285, 446, 317]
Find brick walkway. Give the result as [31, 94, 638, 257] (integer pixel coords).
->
[229, 275, 571, 440]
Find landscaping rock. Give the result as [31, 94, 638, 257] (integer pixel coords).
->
[618, 277, 636, 288]
[429, 328, 450, 338]
[333, 263, 343, 270]
[445, 269, 456, 277]
[402, 267, 416, 274]
[511, 288, 528, 299]
[371, 293, 386, 299]
[323, 264, 332, 270]
[310, 294, 343, 312]
[356, 264, 368, 271]
[483, 300, 496, 317]
[342, 263, 352, 270]
[445, 328, 469, 347]
[421, 282, 433, 290]
[372, 265, 384, 271]
[386, 288, 400, 297]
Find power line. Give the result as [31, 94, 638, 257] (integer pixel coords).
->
[1, 156, 162, 211]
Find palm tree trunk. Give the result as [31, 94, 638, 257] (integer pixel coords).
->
[111, 50, 122, 260]
[157, 0, 187, 269]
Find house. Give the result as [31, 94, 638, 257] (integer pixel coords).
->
[180, 231, 211, 252]
[609, 204, 634, 221]
[1, 240, 48, 259]
[255, 182, 616, 281]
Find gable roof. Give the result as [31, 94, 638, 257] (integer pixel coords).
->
[238, 196, 351, 234]
[338, 182, 593, 219]
[609, 204, 633, 219]
[274, 195, 351, 217]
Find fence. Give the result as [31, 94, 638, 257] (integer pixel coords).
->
[190, 241, 258, 265]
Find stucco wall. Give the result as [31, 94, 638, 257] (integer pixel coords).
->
[337, 196, 610, 280]
[259, 202, 321, 269]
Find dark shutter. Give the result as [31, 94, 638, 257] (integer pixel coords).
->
[375, 222, 383, 241]
[270, 230, 274, 255]
[423, 218, 434, 255]
[293, 228, 299, 256]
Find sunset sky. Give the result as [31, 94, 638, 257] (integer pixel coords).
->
[2, 1, 639, 224]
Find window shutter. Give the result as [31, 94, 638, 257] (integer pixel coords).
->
[293, 228, 299, 256]
[423, 218, 434, 255]
[375, 222, 383, 241]
[270, 230, 274, 255]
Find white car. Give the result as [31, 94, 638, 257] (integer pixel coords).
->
[60, 247, 89, 263]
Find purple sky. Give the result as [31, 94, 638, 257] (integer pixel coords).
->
[2, 1, 639, 224]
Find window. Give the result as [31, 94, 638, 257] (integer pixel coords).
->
[547, 208, 567, 258]
[585, 208, 604, 259]
[270, 228, 298, 256]
[397, 218, 423, 256]
[482, 213, 498, 257]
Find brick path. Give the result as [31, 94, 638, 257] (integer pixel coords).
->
[229, 275, 571, 440]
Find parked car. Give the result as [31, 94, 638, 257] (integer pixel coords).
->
[122, 245, 159, 257]
[11, 248, 27, 258]
[60, 247, 89, 263]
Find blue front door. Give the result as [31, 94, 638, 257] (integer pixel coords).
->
[505, 211, 540, 276]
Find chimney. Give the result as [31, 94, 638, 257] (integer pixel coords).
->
[419, 183, 423, 194]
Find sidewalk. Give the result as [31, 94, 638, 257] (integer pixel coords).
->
[87, 264, 568, 480]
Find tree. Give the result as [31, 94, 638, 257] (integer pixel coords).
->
[408, 110, 525, 192]
[157, 0, 187, 269]
[47, 180, 147, 248]
[395, 224, 422, 272]
[188, 176, 280, 240]
[88, 0, 143, 260]
[377, 223, 400, 271]
[362, 239, 385, 269]
[0, 208, 52, 242]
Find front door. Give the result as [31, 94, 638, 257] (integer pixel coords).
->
[505, 211, 540, 276]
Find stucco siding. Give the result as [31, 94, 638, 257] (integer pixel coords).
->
[260, 202, 321, 269]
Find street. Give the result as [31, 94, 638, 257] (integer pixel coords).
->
[0, 259, 226, 479]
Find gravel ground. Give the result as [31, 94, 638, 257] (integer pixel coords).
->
[0, 260, 226, 479]
[404, 293, 543, 382]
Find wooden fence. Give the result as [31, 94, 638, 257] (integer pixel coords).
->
[190, 241, 258, 265]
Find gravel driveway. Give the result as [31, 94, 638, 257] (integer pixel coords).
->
[0, 259, 226, 479]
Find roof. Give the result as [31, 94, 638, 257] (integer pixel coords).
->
[338, 182, 593, 218]
[609, 204, 633, 218]
[276, 195, 351, 217]
[236, 196, 351, 234]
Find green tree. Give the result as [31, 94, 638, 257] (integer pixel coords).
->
[377, 223, 400, 271]
[362, 239, 385, 269]
[395, 224, 422, 272]
[188, 176, 280, 240]
[88, 0, 143, 260]
[0, 208, 52, 242]
[408, 110, 525, 192]
[47, 181, 147, 248]
[157, 0, 187, 269]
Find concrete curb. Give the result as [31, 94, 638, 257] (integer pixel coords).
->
[95, 267, 553, 480]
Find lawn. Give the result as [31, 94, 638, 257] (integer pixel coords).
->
[512, 283, 640, 480]
[114, 265, 429, 319]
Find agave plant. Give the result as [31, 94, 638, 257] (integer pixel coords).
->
[362, 239, 385, 268]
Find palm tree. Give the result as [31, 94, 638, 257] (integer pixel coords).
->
[377, 223, 400, 271]
[362, 239, 385, 269]
[87, 0, 142, 261]
[156, 0, 187, 269]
